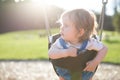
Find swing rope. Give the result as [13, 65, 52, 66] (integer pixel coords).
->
[98, 0, 108, 41]
[42, 6, 51, 43]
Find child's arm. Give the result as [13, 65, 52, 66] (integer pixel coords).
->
[48, 42, 77, 59]
[84, 45, 108, 72]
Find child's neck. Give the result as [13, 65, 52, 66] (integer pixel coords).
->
[68, 41, 81, 45]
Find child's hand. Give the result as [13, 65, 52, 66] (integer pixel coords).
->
[67, 47, 77, 57]
[83, 60, 98, 72]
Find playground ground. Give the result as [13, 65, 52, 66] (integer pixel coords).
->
[0, 60, 120, 80]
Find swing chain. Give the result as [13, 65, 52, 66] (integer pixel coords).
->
[98, 0, 108, 41]
[102, 0, 108, 4]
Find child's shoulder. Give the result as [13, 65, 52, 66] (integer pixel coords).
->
[86, 37, 103, 51]
[52, 37, 64, 48]
[88, 37, 101, 43]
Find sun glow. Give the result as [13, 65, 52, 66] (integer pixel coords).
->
[30, 0, 99, 11]
[31, 0, 53, 7]
[14, 0, 24, 3]
[16, 0, 113, 16]
[31, 0, 85, 10]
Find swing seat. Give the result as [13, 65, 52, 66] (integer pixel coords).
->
[49, 33, 97, 72]
[51, 50, 97, 71]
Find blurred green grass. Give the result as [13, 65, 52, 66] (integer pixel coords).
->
[0, 30, 49, 59]
[102, 31, 120, 64]
[0, 29, 120, 64]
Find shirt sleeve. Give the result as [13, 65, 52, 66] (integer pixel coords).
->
[86, 38, 104, 51]
[48, 38, 67, 59]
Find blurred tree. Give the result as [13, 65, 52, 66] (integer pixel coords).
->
[104, 15, 115, 31]
[95, 13, 114, 31]
[113, 13, 120, 33]
[112, 0, 120, 33]
[4, 0, 14, 3]
[0, 2, 64, 33]
[45, 5, 64, 28]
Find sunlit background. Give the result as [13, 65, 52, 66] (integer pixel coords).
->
[13, 0, 119, 15]
[0, 0, 120, 61]
[0, 0, 120, 33]
[0, 1, 120, 80]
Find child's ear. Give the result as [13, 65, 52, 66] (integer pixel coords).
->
[79, 28, 85, 37]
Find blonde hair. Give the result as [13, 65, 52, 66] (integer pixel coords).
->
[59, 9, 98, 42]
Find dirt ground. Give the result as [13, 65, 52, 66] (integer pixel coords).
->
[0, 60, 120, 80]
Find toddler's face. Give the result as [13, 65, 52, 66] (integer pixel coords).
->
[60, 17, 81, 44]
